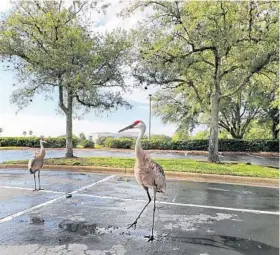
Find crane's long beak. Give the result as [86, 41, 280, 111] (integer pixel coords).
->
[118, 124, 134, 133]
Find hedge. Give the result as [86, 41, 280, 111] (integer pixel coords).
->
[101, 137, 278, 152]
[0, 137, 79, 148]
[79, 139, 95, 148]
[96, 136, 112, 146]
[1, 136, 277, 152]
[104, 137, 134, 149]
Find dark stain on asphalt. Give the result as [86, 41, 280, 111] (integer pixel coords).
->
[58, 221, 97, 236]
[171, 235, 279, 255]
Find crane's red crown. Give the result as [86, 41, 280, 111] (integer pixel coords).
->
[133, 120, 141, 126]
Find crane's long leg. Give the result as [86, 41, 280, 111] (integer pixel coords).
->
[127, 187, 151, 230]
[147, 188, 156, 242]
[33, 173, 37, 191]
[38, 170, 44, 190]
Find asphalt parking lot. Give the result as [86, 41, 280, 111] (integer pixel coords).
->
[0, 169, 279, 255]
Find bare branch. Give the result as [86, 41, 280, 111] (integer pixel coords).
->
[221, 65, 241, 78]
[220, 51, 277, 99]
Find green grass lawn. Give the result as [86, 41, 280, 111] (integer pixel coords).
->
[3, 156, 279, 178]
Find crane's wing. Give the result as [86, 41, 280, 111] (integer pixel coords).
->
[154, 162, 165, 177]
[152, 161, 166, 193]
[28, 157, 36, 172]
[135, 151, 166, 193]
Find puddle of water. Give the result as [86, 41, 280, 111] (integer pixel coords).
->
[29, 215, 45, 225]
[171, 235, 279, 255]
[58, 221, 97, 236]
[57, 220, 152, 241]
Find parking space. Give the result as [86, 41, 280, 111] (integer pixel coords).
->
[0, 169, 278, 255]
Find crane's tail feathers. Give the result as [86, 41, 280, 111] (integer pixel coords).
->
[29, 168, 35, 174]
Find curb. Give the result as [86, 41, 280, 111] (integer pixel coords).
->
[1, 164, 278, 188]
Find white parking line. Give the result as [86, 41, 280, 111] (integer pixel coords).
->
[0, 185, 64, 194]
[0, 172, 278, 224]
[74, 193, 280, 216]
[0, 175, 115, 224]
[0, 195, 65, 224]
[159, 201, 279, 216]
[69, 175, 115, 194]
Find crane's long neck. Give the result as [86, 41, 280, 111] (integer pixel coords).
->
[38, 141, 46, 159]
[135, 126, 145, 157]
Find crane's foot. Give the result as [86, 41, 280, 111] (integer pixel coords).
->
[145, 235, 154, 242]
[127, 221, 137, 230]
[38, 188, 44, 191]
[33, 189, 37, 191]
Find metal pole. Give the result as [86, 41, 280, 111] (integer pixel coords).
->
[149, 94, 152, 140]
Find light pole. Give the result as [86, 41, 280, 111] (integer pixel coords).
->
[148, 94, 152, 140]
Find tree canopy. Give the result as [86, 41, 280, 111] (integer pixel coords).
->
[0, 0, 132, 157]
[125, 0, 278, 161]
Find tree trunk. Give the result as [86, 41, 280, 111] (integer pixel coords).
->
[272, 119, 279, 139]
[209, 52, 220, 163]
[231, 132, 243, 139]
[65, 110, 73, 157]
[65, 87, 74, 158]
[208, 90, 220, 162]
[269, 108, 279, 140]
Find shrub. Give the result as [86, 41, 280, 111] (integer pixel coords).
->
[0, 137, 79, 148]
[102, 137, 278, 152]
[104, 137, 134, 149]
[142, 139, 172, 150]
[96, 136, 112, 146]
[79, 139, 95, 148]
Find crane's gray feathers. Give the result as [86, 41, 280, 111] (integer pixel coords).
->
[28, 157, 36, 174]
[135, 151, 166, 193]
[28, 156, 43, 174]
[155, 162, 165, 177]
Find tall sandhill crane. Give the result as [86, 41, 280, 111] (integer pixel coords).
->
[28, 137, 47, 191]
[119, 120, 166, 242]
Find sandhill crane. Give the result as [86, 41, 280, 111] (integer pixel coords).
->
[119, 120, 166, 242]
[28, 137, 47, 191]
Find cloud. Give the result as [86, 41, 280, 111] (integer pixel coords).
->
[0, 0, 11, 12]
[89, 0, 152, 33]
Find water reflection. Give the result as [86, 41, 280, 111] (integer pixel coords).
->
[173, 235, 279, 255]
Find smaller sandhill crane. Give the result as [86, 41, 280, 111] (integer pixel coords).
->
[119, 120, 166, 242]
[28, 137, 47, 191]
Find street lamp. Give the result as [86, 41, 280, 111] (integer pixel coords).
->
[148, 94, 152, 140]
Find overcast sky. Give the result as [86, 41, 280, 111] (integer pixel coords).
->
[0, 0, 180, 137]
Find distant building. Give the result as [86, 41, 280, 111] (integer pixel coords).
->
[88, 132, 138, 142]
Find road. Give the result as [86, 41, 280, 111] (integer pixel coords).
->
[0, 149, 278, 167]
[0, 169, 279, 255]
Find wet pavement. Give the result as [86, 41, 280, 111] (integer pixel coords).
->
[0, 149, 279, 167]
[0, 169, 279, 255]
